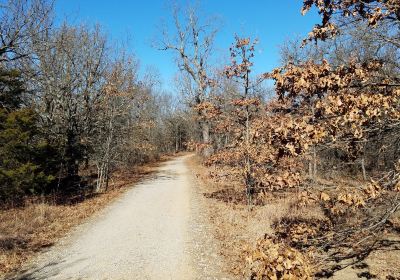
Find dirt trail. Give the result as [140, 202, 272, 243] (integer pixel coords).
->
[16, 155, 229, 280]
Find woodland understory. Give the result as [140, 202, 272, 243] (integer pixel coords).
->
[191, 1, 400, 279]
[1, 0, 400, 279]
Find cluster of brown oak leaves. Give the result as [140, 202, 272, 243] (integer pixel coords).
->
[198, 0, 400, 278]
[206, 50, 399, 194]
[302, 0, 400, 42]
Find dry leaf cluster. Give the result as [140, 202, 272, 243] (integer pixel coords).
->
[248, 235, 313, 280]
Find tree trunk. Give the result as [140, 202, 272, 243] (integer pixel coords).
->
[65, 129, 80, 189]
[201, 121, 213, 157]
[104, 159, 110, 192]
[96, 163, 104, 193]
[361, 158, 367, 180]
[313, 146, 317, 178]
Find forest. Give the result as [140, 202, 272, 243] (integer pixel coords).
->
[0, 0, 399, 279]
[0, 0, 195, 202]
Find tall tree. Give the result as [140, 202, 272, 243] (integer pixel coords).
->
[33, 24, 108, 190]
[157, 2, 219, 155]
[0, 0, 53, 63]
[0, 68, 55, 200]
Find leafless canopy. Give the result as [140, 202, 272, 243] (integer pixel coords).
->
[0, 0, 53, 63]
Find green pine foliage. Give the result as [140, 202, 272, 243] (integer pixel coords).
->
[0, 69, 56, 201]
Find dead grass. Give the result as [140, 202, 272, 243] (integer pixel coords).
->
[0, 157, 169, 279]
[187, 155, 297, 278]
[189, 155, 400, 279]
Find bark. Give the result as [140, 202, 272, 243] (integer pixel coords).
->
[201, 121, 213, 156]
[313, 146, 317, 178]
[361, 157, 367, 180]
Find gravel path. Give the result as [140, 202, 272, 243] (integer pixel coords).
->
[17, 155, 229, 280]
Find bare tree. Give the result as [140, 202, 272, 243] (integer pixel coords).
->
[93, 55, 138, 192]
[32, 23, 108, 189]
[0, 0, 53, 63]
[156, 2, 219, 155]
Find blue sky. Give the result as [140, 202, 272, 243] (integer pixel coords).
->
[55, 1, 321, 92]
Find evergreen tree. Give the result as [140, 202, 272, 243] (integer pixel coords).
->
[0, 68, 56, 200]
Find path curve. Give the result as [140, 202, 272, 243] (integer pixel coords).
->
[17, 155, 228, 280]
